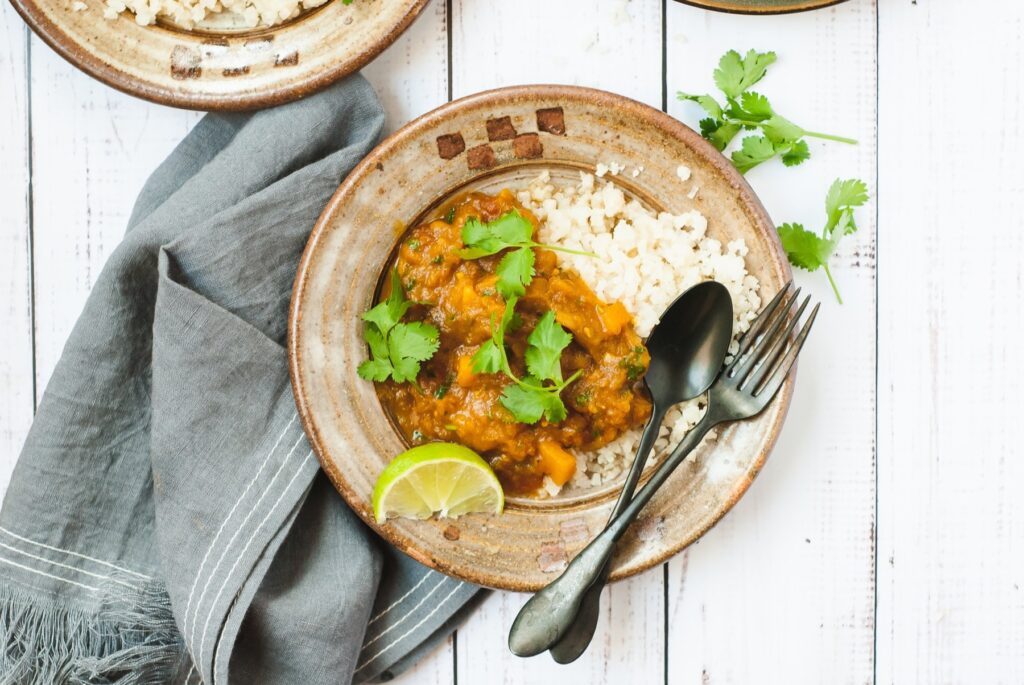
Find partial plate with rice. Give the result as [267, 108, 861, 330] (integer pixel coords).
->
[10, 0, 428, 110]
[288, 85, 795, 591]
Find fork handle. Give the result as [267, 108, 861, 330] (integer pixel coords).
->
[600, 411, 718, 544]
[508, 412, 718, 657]
[548, 406, 666, 663]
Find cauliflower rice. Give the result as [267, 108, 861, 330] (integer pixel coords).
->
[515, 170, 761, 493]
[100, 0, 325, 29]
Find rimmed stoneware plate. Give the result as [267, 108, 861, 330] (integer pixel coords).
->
[289, 85, 795, 591]
[10, 0, 427, 111]
[674, 0, 847, 13]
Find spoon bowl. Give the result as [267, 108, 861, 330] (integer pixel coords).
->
[645, 281, 736, 406]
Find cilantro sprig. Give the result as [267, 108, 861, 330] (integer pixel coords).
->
[777, 178, 868, 304]
[460, 210, 594, 299]
[472, 298, 582, 424]
[357, 269, 440, 383]
[678, 49, 857, 174]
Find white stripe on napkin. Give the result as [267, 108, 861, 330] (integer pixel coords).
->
[0, 541, 140, 590]
[361, 577, 450, 649]
[186, 428, 305, 651]
[0, 555, 100, 592]
[354, 581, 465, 675]
[206, 451, 315, 684]
[366, 572, 432, 627]
[0, 525, 152, 579]
[182, 414, 298, 641]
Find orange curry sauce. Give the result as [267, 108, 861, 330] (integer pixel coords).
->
[375, 190, 652, 496]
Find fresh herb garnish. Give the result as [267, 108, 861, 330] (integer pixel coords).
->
[433, 375, 452, 399]
[618, 345, 647, 381]
[357, 269, 440, 383]
[472, 298, 582, 424]
[444, 207, 456, 224]
[777, 178, 868, 304]
[407, 239, 420, 251]
[459, 210, 595, 299]
[678, 49, 856, 174]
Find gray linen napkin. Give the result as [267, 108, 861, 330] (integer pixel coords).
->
[0, 74, 480, 685]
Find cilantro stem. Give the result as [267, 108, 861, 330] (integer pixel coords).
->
[802, 130, 858, 145]
[727, 118, 857, 145]
[823, 263, 843, 304]
[536, 243, 598, 258]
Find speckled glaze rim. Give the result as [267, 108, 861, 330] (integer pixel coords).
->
[289, 85, 795, 591]
[673, 0, 847, 14]
[9, 0, 429, 111]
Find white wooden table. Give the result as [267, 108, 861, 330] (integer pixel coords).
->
[2, 0, 1023, 682]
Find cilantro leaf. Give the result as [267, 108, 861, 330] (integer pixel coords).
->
[364, 326, 388, 361]
[357, 358, 393, 382]
[496, 246, 535, 299]
[825, 178, 869, 231]
[499, 383, 547, 424]
[678, 48, 855, 174]
[362, 269, 410, 335]
[777, 178, 870, 304]
[459, 210, 534, 259]
[714, 49, 776, 99]
[388, 322, 440, 363]
[780, 139, 810, 167]
[707, 121, 742, 151]
[739, 91, 773, 120]
[777, 223, 829, 271]
[525, 311, 572, 383]
[386, 322, 439, 383]
[538, 389, 569, 423]
[678, 93, 723, 120]
[499, 377, 570, 424]
[731, 135, 777, 173]
[357, 272, 439, 384]
[459, 210, 595, 276]
[761, 114, 805, 144]
[472, 339, 503, 374]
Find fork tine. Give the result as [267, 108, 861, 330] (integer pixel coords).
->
[742, 294, 811, 391]
[729, 281, 792, 370]
[753, 302, 819, 400]
[730, 286, 801, 379]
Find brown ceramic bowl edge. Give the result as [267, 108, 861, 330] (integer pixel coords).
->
[289, 84, 796, 591]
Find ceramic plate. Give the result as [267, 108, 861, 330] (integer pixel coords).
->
[674, 0, 848, 14]
[10, 0, 427, 110]
[289, 85, 795, 591]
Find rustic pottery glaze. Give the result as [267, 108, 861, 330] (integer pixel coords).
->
[10, 0, 428, 110]
[674, 0, 847, 14]
[289, 85, 795, 591]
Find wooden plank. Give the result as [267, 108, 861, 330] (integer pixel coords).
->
[876, 2, 1024, 682]
[28, 42, 202, 391]
[363, 0, 449, 135]
[664, 3, 877, 683]
[450, 2, 666, 683]
[387, 634, 455, 685]
[451, 0, 663, 108]
[0, 15, 33, 499]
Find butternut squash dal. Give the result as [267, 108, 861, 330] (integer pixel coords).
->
[372, 191, 652, 497]
[359, 170, 761, 502]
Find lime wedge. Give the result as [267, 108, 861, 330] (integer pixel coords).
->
[372, 442, 504, 524]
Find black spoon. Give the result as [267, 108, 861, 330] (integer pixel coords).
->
[510, 280, 734, 660]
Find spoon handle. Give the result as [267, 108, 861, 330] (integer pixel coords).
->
[548, 406, 666, 663]
[508, 412, 717, 657]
